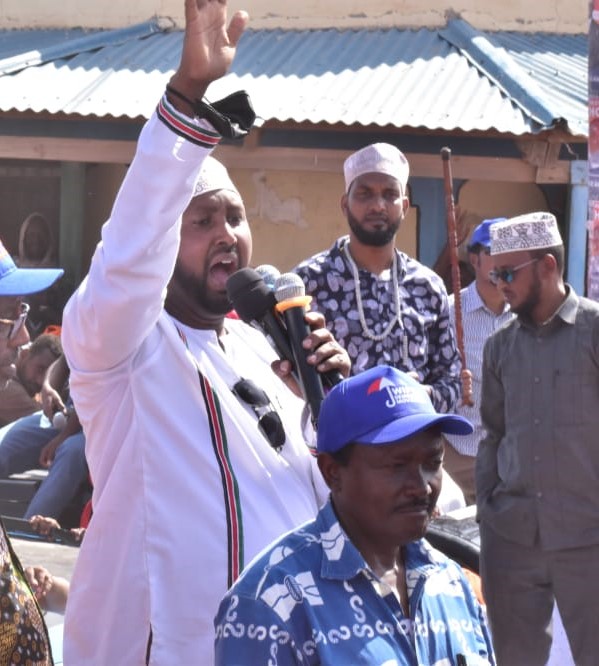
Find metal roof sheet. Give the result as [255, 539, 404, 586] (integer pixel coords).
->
[493, 31, 587, 136]
[0, 20, 587, 137]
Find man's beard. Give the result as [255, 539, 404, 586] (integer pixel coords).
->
[510, 272, 542, 318]
[347, 210, 400, 247]
[171, 263, 232, 316]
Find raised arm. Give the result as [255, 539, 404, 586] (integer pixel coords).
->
[168, 0, 248, 111]
[62, 0, 249, 372]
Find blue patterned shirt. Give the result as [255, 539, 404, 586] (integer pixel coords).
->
[214, 499, 495, 665]
[294, 237, 461, 413]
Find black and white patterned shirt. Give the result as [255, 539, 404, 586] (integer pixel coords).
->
[294, 236, 461, 413]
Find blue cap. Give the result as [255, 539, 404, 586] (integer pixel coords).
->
[0, 240, 63, 296]
[317, 365, 473, 454]
[467, 218, 506, 252]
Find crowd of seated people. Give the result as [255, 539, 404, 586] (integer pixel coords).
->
[0, 229, 88, 528]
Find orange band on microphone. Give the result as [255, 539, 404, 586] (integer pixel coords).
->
[274, 295, 312, 313]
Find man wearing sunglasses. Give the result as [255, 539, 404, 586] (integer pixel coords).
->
[0, 240, 64, 424]
[476, 212, 599, 665]
[59, 2, 350, 664]
[444, 219, 513, 506]
[0, 332, 63, 427]
[0, 238, 64, 665]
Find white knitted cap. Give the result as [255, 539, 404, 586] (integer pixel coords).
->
[192, 156, 239, 198]
[490, 212, 563, 255]
[343, 143, 409, 194]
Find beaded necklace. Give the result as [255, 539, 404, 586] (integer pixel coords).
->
[342, 239, 403, 343]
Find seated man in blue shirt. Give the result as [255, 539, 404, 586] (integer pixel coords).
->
[214, 365, 495, 665]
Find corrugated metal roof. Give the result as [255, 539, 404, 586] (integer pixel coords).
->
[0, 19, 587, 137]
[494, 31, 587, 136]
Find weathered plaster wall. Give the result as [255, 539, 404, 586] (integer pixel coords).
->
[0, 0, 587, 33]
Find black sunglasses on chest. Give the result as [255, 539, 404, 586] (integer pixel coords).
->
[232, 378, 286, 452]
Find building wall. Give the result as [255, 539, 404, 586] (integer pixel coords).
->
[0, 0, 587, 32]
[454, 180, 551, 261]
[3, 128, 558, 281]
[75, 160, 418, 275]
[230, 165, 417, 272]
[0, 161, 61, 258]
[82, 163, 128, 273]
[75, 155, 548, 278]
[0, 0, 581, 279]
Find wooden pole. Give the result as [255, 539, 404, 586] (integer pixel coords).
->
[441, 147, 473, 407]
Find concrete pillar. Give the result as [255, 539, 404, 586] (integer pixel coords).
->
[567, 161, 588, 295]
[59, 162, 86, 288]
[410, 177, 446, 267]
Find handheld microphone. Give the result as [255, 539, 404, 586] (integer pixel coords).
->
[254, 264, 280, 290]
[274, 272, 328, 425]
[269, 272, 344, 390]
[227, 267, 344, 404]
[226, 268, 295, 366]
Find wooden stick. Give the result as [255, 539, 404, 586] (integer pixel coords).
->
[441, 147, 474, 407]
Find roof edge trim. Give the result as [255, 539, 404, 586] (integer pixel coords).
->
[0, 18, 170, 76]
[440, 18, 563, 131]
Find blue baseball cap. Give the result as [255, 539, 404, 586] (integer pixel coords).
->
[467, 218, 506, 252]
[0, 240, 63, 296]
[317, 365, 473, 454]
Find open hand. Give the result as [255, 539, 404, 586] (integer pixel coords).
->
[168, 0, 249, 105]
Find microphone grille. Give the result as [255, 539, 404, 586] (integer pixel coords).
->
[274, 272, 306, 302]
[255, 264, 281, 290]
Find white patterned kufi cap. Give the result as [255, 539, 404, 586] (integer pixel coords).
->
[192, 156, 239, 198]
[343, 143, 409, 194]
[490, 212, 563, 255]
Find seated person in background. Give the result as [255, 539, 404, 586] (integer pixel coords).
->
[21, 511, 89, 624]
[0, 354, 89, 522]
[0, 242, 63, 426]
[15, 212, 56, 270]
[22, 514, 87, 616]
[29, 513, 86, 544]
[25, 564, 70, 615]
[0, 332, 62, 426]
[214, 365, 495, 666]
[15, 212, 65, 339]
[0, 238, 63, 665]
[24, 404, 88, 522]
[0, 237, 63, 404]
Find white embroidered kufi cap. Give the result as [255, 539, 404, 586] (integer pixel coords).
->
[490, 212, 563, 255]
[343, 143, 409, 194]
[192, 156, 239, 198]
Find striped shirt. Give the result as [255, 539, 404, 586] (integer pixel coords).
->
[446, 281, 512, 456]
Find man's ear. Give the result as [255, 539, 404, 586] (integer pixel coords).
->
[468, 251, 479, 270]
[401, 195, 410, 215]
[541, 252, 557, 275]
[340, 193, 349, 218]
[317, 453, 342, 491]
[16, 347, 30, 366]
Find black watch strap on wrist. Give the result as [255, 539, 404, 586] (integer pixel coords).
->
[166, 85, 256, 140]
